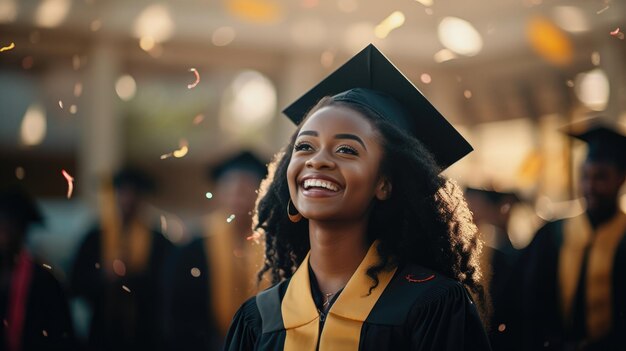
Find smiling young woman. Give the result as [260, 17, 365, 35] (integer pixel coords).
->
[223, 45, 491, 351]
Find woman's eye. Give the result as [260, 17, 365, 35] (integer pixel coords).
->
[337, 145, 358, 155]
[294, 142, 313, 152]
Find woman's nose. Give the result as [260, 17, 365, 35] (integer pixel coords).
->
[305, 151, 335, 169]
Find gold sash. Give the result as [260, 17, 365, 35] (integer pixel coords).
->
[559, 211, 626, 340]
[282, 241, 397, 351]
[204, 211, 267, 336]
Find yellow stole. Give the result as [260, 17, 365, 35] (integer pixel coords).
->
[100, 180, 152, 277]
[204, 211, 267, 337]
[559, 210, 626, 340]
[281, 241, 397, 351]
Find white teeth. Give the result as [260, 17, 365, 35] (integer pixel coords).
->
[303, 179, 339, 192]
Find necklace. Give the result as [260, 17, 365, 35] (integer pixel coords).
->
[322, 292, 335, 308]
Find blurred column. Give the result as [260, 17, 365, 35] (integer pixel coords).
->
[79, 40, 122, 204]
[270, 53, 323, 150]
[600, 37, 626, 121]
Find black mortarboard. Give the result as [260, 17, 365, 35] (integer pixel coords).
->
[113, 167, 157, 193]
[565, 118, 626, 170]
[209, 151, 267, 181]
[0, 185, 44, 226]
[282, 44, 472, 170]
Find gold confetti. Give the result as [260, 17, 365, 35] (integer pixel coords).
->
[15, 167, 25, 180]
[95, 262, 101, 269]
[113, 259, 126, 277]
[161, 139, 189, 159]
[122, 285, 131, 293]
[58, 100, 64, 109]
[420, 73, 432, 84]
[610, 27, 624, 39]
[190, 267, 201, 277]
[69, 105, 77, 114]
[464, 90, 472, 99]
[61, 169, 75, 199]
[42, 264, 52, 270]
[187, 68, 200, 89]
[0, 42, 15, 52]
[498, 324, 506, 332]
[42, 330, 48, 337]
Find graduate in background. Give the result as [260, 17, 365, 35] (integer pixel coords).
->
[163, 151, 267, 350]
[0, 186, 75, 351]
[465, 187, 521, 351]
[70, 168, 173, 351]
[224, 44, 490, 351]
[521, 119, 626, 350]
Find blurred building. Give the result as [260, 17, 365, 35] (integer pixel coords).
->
[1, 0, 625, 288]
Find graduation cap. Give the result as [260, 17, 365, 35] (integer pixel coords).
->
[282, 44, 472, 170]
[465, 187, 520, 205]
[0, 185, 44, 226]
[113, 167, 157, 194]
[209, 151, 267, 181]
[564, 118, 626, 170]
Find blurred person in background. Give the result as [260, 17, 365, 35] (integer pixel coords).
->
[163, 151, 267, 350]
[0, 185, 75, 351]
[520, 119, 626, 350]
[70, 168, 174, 351]
[465, 187, 522, 351]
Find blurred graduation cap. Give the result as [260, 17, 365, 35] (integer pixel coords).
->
[0, 185, 44, 226]
[208, 151, 267, 181]
[564, 117, 626, 170]
[282, 44, 472, 170]
[465, 187, 520, 205]
[113, 167, 157, 194]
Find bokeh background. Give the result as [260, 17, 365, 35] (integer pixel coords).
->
[0, 0, 625, 326]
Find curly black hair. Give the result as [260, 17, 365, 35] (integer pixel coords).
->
[253, 96, 486, 317]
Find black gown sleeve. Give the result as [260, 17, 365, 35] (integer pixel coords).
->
[223, 297, 262, 351]
[69, 228, 103, 302]
[409, 283, 492, 351]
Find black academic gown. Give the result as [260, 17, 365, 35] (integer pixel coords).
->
[70, 226, 174, 351]
[0, 261, 75, 351]
[224, 242, 491, 351]
[520, 212, 626, 351]
[163, 238, 221, 351]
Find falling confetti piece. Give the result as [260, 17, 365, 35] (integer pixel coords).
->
[610, 27, 624, 39]
[498, 324, 506, 332]
[74, 82, 83, 97]
[0, 42, 15, 52]
[205, 192, 213, 199]
[226, 214, 236, 223]
[58, 100, 64, 109]
[161, 139, 189, 159]
[464, 90, 472, 99]
[190, 267, 201, 277]
[113, 259, 126, 276]
[420, 73, 432, 84]
[187, 68, 200, 89]
[95, 262, 101, 269]
[591, 52, 600, 66]
[122, 285, 131, 293]
[69, 105, 77, 114]
[42, 264, 52, 270]
[15, 167, 25, 180]
[596, 6, 609, 14]
[192, 114, 205, 125]
[3, 319, 8, 327]
[160, 215, 168, 233]
[61, 169, 74, 199]
[566, 80, 574, 87]
[42, 330, 48, 337]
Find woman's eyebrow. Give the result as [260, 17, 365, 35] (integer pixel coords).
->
[297, 130, 318, 137]
[335, 133, 366, 150]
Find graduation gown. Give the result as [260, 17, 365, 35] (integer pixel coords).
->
[163, 212, 266, 350]
[224, 241, 491, 351]
[0, 251, 75, 351]
[70, 226, 174, 351]
[520, 211, 626, 350]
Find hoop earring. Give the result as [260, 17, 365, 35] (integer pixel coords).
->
[287, 199, 302, 223]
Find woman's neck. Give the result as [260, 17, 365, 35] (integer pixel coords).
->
[308, 220, 370, 296]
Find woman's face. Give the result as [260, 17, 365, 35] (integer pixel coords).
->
[287, 105, 389, 222]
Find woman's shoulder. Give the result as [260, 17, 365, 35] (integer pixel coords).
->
[367, 263, 469, 325]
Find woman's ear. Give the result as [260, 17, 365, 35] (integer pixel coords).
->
[375, 177, 392, 201]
